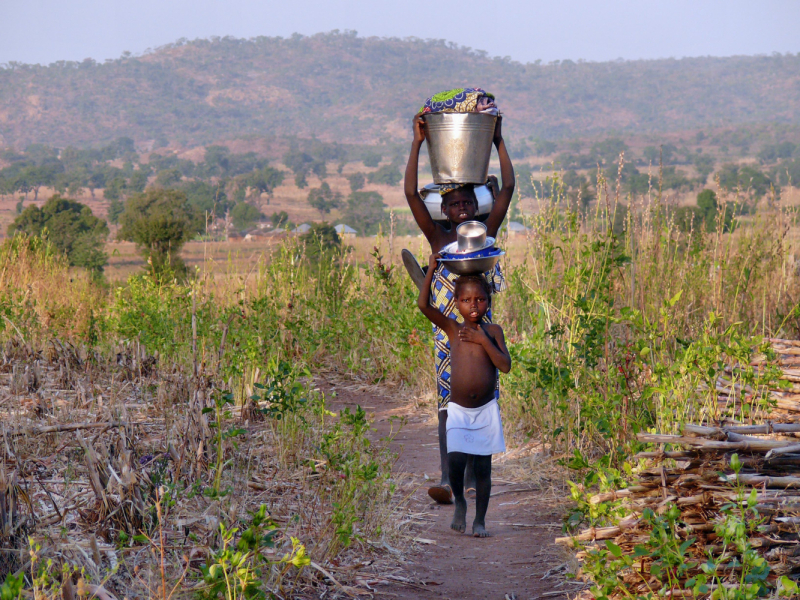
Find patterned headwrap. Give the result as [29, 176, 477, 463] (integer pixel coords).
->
[420, 87, 497, 115]
[438, 183, 468, 197]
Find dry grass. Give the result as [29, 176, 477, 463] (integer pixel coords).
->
[0, 341, 423, 599]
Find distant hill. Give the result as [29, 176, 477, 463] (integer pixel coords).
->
[1, 32, 799, 148]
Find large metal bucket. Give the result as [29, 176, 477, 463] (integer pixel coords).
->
[423, 112, 497, 185]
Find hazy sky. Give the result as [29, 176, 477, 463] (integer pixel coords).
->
[2, 0, 799, 65]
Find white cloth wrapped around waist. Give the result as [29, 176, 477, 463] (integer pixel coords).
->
[446, 399, 506, 456]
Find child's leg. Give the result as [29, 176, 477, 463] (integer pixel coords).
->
[465, 455, 476, 494]
[438, 409, 449, 486]
[472, 454, 492, 537]
[447, 451, 468, 533]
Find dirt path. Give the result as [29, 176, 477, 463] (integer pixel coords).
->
[321, 379, 579, 600]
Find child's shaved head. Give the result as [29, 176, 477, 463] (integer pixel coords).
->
[454, 275, 492, 301]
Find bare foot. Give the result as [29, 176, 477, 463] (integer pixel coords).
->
[473, 522, 490, 538]
[450, 497, 467, 533]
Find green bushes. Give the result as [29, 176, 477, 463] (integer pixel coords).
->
[673, 189, 735, 234]
[8, 195, 108, 273]
[498, 179, 795, 462]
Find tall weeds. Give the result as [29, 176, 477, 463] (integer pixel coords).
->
[500, 171, 798, 464]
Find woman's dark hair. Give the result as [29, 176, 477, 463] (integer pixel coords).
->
[454, 274, 493, 303]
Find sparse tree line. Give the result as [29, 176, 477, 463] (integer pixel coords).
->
[2, 132, 797, 282]
[0, 136, 405, 229]
[514, 136, 800, 204]
[0, 137, 410, 279]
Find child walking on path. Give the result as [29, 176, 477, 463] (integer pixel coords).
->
[403, 112, 515, 504]
[417, 253, 512, 537]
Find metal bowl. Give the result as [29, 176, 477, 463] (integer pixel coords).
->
[440, 237, 496, 255]
[438, 252, 504, 275]
[456, 221, 487, 252]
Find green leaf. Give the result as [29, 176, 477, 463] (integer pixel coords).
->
[779, 575, 799, 594]
[668, 290, 683, 307]
[605, 541, 622, 558]
[679, 538, 695, 555]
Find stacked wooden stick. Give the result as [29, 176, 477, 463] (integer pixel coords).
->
[555, 339, 800, 597]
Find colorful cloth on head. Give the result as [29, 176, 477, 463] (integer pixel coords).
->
[420, 87, 497, 115]
[430, 261, 506, 410]
[438, 183, 469, 197]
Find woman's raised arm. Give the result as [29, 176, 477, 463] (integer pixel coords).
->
[404, 113, 438, 243]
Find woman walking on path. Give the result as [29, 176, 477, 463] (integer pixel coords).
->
[402, 111, 515, 503]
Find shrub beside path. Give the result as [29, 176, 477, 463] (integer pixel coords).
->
[322, 378, 577, 600]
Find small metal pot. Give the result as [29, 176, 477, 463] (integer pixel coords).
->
[456, 221, 487, 252]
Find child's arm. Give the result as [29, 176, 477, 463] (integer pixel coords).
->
[484, 116, 516, 238]
[404, 114, 438, 243]
[458, 324, 512, 373]
[417, 253, 456, 333]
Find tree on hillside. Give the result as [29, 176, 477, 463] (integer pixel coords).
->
[129, 170, 149, 194]
[300, 223, 342, 260]
[270, 211, 289, 229]
[283, 151, 325, 189]
[693, 155, 715, 184]
[367, 164, 402, 186]
[307, 182, 343, 220]
[362, 151, 382, 168]
[244, 166, 284, 204]
[25, 164, 62, 201]
[104, 177, 127, 201]
[8, 194, 109, 274]
[181, 180, 232, 219]
[674, 189, 734, 234]
[718, 164, 772, 198]
[87, 171, 107, 199]
[155, 168, 182, 188]
[533, 139, 557, 156]
[230, 202, 265, 229]
[591, 138, 628, 167]
[204, 145, 232, 177]
[347, 172, 365, 192]
[117, 188, 202, 279]
[515, 166, 535, 198]
[108, 198, 125, 225]
[343, 191, 388, 235]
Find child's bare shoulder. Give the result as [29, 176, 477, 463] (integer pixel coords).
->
[483, 323, 505, 337]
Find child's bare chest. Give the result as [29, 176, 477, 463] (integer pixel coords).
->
[450, 329, 494, 369]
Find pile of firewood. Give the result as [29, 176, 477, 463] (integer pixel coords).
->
[557, 424, 800, 596]
[555, 339, 800, 597]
